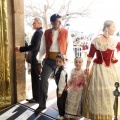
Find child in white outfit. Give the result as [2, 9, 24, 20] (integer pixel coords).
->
[65, 57, 87, 120]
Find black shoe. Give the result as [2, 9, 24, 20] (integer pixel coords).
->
[26, 98, 36, 103]
[35, 106, 46, 114]
[35, 100, 39, 103]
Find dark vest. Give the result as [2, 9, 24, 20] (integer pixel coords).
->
[54, 66, 67, 87]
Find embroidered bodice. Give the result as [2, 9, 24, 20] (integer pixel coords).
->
[69, 68, 86, 91]
[87, 36, 120, 66]
[92, 36, 120, 51]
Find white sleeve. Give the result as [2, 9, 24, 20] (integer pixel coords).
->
[38, 34, 46, 63]
[65, 31, 75, 62]
[58, 70, 67, 94]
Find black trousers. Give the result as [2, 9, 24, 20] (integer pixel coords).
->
[57, 90, 68, 116]
[39, 59, 56, 108]
[31, 63, 40, 101]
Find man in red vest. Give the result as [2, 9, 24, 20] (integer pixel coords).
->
[35, 14, 74, 114]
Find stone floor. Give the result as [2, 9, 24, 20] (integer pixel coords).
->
[18, 68, 61, 119]
[19, 65, 91, 120]
[21, 68, 57, 110]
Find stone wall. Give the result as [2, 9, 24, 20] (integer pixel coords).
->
[7, 0, 26, 103]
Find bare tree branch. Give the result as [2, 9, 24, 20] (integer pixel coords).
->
[24, 0, 94, 29]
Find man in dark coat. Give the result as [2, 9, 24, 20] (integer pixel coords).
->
[15, 18, 43, 103]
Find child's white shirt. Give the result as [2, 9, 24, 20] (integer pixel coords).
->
[55, 67, 67, 94]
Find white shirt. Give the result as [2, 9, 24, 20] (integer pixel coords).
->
[50, 29, 60, 52]
[55, 67, 67, 94]
[38, 28, 74, 63]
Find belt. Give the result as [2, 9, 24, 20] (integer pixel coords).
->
[48, 52, 60, 60]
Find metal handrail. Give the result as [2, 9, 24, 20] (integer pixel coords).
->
[113, 82, 120, 120]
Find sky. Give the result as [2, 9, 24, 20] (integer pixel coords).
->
[24, 0, 120, 35]
[69, 0, 120, 34]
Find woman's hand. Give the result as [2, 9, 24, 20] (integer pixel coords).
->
[64, 84, 69, 90]
[84, 69, 89, 75]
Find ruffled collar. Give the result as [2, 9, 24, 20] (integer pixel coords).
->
[91, 36, 119, 51]
[72, 68, 84, 75]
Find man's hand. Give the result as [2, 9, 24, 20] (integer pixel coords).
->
[38, 64, 42, 72]
[58, 93, 62, 98]
[15, 46, 20, 52]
